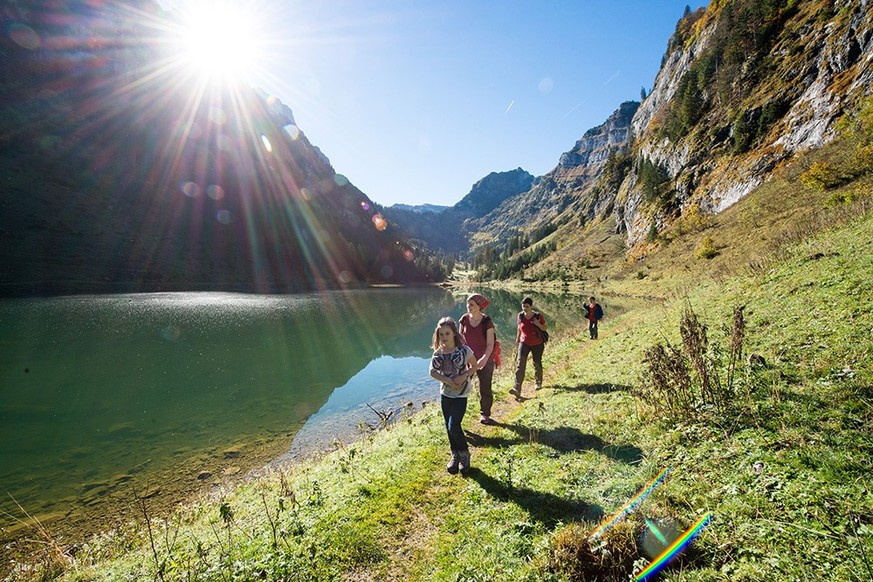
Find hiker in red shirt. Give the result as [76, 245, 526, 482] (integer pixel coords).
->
[510, 297, 547, 399]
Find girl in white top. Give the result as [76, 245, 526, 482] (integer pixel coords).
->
[429, 317, 476, 475]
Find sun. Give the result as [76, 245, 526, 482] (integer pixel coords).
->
[172, 1, 264, 83]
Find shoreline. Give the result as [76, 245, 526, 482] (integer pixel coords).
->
[1, 388, 435, 570]
[0, 427, 297, 567]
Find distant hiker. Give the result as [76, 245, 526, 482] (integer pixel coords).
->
[510, 297, 547, 399]
[459, 293, 499, 425]
[429, 317, 477, 475]
[586, 296, 604, 339]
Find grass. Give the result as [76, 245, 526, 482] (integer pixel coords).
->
[8, 206, 865, 580]
[7, 149, 873, 580]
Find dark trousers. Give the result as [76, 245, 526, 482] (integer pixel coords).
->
[514, 342, 544, 388]
[589, 320, 599, 339]
[476, 361, 494, 417]
[440, 395, 468, 453]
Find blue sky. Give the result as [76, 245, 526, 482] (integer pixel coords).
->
[241, 1, 709, 207]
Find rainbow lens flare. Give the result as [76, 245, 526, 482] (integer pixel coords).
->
[590, 467, 670, 539]
[635, 512, 713, 581]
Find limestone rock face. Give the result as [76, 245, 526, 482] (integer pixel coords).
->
[560, 101, 639, 170]
[616, 0, 873, 246]
[774, 4, 873, 152]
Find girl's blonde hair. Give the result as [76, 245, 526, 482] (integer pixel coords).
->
[432, 316, 465, 351]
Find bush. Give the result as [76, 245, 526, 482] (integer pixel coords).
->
[547, 521, 641, 581]
[696, 236, 719, 259]
[800, 162, 840, 191]
[636, 304, 746, 422]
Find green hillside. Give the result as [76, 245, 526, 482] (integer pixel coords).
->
[12, 136, 871, 582]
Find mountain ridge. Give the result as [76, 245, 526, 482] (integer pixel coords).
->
[0, 0, 444, 296]
[380, 167, 535, 254]
[440, 0, 873, 282]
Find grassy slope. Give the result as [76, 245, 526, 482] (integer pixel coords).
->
[15, 165, 873, 580]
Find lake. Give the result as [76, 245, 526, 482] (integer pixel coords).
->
[0, 287, 609, 543]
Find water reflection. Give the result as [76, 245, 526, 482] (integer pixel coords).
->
[0, 287, 624, 533]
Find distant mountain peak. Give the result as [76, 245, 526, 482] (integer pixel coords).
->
[454, 168, 536, 217]
[390, 203, 449, 214]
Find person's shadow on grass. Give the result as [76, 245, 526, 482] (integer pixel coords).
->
[465, 467, 604, 527]
[550, 383, 632, 394]
[466, 423, 643, 465]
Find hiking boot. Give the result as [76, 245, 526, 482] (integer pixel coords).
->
[458, 451, 471, 475]
[446, 452, 460, 475]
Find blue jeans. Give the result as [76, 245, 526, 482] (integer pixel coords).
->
[441, 395, 468, 453]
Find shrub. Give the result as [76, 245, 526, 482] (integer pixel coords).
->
[678, 202, 712, 234]
[696, 236, 719, 259]
[800, 161, 839, 190]
[636, 304, 746, 422]
[547, 520, 641, 581]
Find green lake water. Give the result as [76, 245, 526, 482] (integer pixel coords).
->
[0, 287, 616, 536]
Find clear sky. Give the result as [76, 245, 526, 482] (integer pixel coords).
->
[173, 1, 709, 207]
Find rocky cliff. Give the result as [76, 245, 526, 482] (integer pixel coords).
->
[618, 0, 873, 246]
[468, 101, 638, 256]
[467, 0, 873, 280]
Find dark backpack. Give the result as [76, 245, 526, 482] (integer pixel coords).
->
[518, 312, 549, 343]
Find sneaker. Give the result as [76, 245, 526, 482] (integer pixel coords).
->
[509, 387, 521, 399]
[458, 451, 471, 475]
[446, 452, 459, 475]
[534, 383, 542, 391]
[480, 415, 494, 425]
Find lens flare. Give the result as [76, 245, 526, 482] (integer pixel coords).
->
[644, 517, 669, 545]
[181, 181, 200, 197]
[590, 467, 669, 539]
[206, 184, 224, 200]
[635, 512, 713, 581]
[284, 124, 300, 140]
[8, 22, 41, 50]
[371, 213, 388, 231]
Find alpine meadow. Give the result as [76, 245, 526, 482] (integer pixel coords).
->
[1, 1, 872, 580]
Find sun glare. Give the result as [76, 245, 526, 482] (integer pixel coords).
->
[174, 1, 263, 82]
